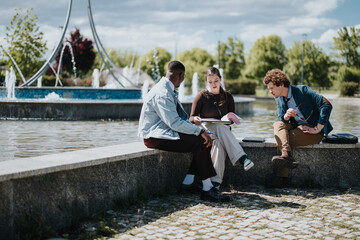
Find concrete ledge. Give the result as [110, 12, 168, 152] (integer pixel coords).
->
[0, 97, 255, 120]
[0, 142, 155, 181]
[223, 140, 360, 188]
[0, 140, 359, 239]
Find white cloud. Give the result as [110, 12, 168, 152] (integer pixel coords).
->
[83, 25, 215, 57]
[239, 24, 290, 42]
[304, 0, 340, 16]
[286, 17, 338, 30]
[315, 29, 338, 44]
[290, 27, 314, 35]
[149, 11, 201, 22]
[0, 0, 356, 57]
[314, 24, 360, 45]
[71, 17, 88, 27]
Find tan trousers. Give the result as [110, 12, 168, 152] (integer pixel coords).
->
[202, 123, 246, 184]
[273, 121, 324, 177]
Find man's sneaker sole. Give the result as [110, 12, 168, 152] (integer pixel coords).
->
[271, 156, 298, 169]
[244, 161, 254, 171]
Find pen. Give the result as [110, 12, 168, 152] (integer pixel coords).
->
[207, 132, 214, 134]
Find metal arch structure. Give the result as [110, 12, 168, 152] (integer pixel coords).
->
[21, 0, 73, 87]
[21, 0, 139, 88]
[86, 0, 138, 88]
[1, 46, 26, 83]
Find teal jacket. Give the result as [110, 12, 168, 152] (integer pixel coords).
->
[275, 85, 333, 136]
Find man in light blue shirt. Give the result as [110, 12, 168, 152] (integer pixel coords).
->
[138, 61, 229, 202]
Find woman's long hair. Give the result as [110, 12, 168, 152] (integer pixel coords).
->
[205, 67, 227, 106]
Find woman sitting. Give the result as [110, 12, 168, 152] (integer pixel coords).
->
[189, 67, 254, 189]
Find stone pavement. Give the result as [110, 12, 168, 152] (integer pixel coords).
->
[65, 186, 360, 239]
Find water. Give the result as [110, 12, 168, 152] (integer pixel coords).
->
[37, 76, 42, 87]
[141, 79, 149, 99]
[0, 99, 359, 162]
[230, 98, 360, 140]
[136, 56, 142, 85]
[56, 42, 77, 86]
[178, 81, 185, 102]
[92, 68, 100, 88]
[5, 67, 16, 99]
[192, 72, 198, 96]
[0, 121, 140, 161]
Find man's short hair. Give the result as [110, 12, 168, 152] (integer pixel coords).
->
[167, 60, 185, 72]
[263, 69, 290, 88]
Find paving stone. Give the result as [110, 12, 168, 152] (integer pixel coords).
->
[62, 187, 360, 239]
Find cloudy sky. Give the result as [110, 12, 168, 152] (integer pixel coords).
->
[0, 0, 359, 60]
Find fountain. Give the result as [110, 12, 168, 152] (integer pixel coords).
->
[178, 80, 185, 102]
[136, 56, 142, 85]
[172, 69, 254, 116]
[141, 79, 149, 99]
[192, 72, 199, 96]
[0, 0, 253, 120]
[92, 68, 100, 88]
[146, 48, 161, 82]
[5, 67, 16, 99]
[37, 76, 42, 87]
[1, 41, 58, 86]
[56, 42, 77, 87]
[44, 92, 61, 100]
[219, 68, 226, 90]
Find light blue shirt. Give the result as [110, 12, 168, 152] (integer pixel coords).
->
[138, 77, 202, 140]
[285, 86, 307, 125]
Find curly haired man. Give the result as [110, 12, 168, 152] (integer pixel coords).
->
[263, 69, 333, 187]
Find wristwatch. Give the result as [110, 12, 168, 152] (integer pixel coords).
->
[314, 126, 318, 132]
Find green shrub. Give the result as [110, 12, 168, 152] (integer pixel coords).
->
[337, 65, 360, 83]
[340, 82, 359, 96]
[225, 78, 257, 95]
[41, 74, 57, 86]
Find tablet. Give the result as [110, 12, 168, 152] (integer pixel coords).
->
[201, 118, 233, 124]
[242, 137, 266, 143]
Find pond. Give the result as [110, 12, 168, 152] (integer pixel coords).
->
[1, 98, 359, 162]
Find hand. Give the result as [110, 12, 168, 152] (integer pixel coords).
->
[193, 116, 202, 125]
[301, 125, 320, 134]
[226, 112, 241, 124]
[201, 132, 212, 148]
[285, 108, 297, 119]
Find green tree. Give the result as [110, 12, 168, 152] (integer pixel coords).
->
[244, 35, 286, 83]
[333, 26, 360, 68]
[219, 37, 245, 80]
[285, 40, 331, 88]
[336, 65, 360, 96]
[140, 48, 172, 81]
[3, 8, 47, 84]
[176, 48, 215, 87]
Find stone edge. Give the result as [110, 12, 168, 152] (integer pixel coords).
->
[0, 140, 358, 182]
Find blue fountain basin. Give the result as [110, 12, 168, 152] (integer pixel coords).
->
[0, 87, 141, 100]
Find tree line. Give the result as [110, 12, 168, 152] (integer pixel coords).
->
[1, 8, 359, 96]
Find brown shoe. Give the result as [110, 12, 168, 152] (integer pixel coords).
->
[271, 156, 299, 169]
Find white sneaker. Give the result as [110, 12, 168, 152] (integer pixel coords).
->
[244, 158, 254, 171]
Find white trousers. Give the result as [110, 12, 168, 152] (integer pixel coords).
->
[202, 123, 246, 184]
